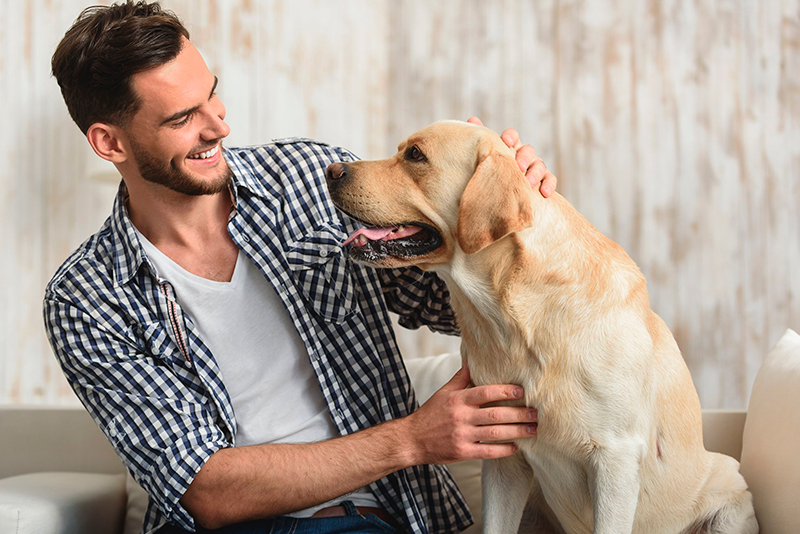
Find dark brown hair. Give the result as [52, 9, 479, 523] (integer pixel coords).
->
[51, 1, 190, 134]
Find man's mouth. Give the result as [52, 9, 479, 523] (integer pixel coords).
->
[343, 221, 442, 262]
[187, 144, 219, 160]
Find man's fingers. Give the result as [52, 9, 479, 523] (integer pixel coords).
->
[467, 442, 520, 461]
[472, 422, 538, 444]
[501, 128, 523, 150]
[539, 170, 557, 198]
[477, 124, 558, 198]
[471, 406, 538, 426]
[524, 158, 546, 186]
[522, 157, 557, 198]
[462, 383, 523, 406]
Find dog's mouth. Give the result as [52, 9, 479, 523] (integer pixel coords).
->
[342, 220, 442, 263]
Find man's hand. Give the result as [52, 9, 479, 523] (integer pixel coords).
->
[467, 116, 557, 198]
[403, 365, 538, 465]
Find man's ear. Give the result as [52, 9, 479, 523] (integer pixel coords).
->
[456, 144, 533, 255]
[86, 123, 128, 164]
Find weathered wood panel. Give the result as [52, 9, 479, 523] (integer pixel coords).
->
[1, 0, 798, 409]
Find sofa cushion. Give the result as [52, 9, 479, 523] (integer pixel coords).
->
[124, 473, 149, 534]
[739, 328, 800, 533]
[0, 471, 126, 534]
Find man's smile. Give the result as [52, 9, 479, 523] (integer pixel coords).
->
[187, 143, 220, 161]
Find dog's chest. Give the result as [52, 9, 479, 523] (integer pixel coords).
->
[467, 346, 598, 531]
[465, 343, 595, 449]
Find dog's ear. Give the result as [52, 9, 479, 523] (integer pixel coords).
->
[456, 144, 533, 255]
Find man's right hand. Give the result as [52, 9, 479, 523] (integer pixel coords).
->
[182, 365, 538, 529]
[401, 365, 538, 465]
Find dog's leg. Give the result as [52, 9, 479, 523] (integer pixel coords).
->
[482, 454, 534, 534]
[588, 440, 643, 534]
[682, 454, 758, 534]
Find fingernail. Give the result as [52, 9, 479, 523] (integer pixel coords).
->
[518, 158, 528, 170]
[513, 387, 523, 398]
[527, 424, 538, 434]
[528, 409, 537, 421]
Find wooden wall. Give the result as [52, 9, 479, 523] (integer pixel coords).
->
[1, 0, 798, 409]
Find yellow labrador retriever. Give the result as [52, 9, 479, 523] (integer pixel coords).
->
[325, 121, 757, 534]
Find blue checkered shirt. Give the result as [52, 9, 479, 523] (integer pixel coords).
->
[43, 139, 472, 534]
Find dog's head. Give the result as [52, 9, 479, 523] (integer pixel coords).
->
[326, 120, 534, 269]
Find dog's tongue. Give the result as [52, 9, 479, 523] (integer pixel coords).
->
[343, 225, 422, 247]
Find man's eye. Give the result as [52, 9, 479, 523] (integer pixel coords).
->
[173, 114, 192, 127]
[406, 145, 426, 162]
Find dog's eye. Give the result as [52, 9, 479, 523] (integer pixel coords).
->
[405, 145, 426, 162]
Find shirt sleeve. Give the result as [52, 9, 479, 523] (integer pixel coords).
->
[43, 294, 230, 531]
[376, 266, 460, 335]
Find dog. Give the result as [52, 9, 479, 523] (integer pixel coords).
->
[325, 120, 757, 534]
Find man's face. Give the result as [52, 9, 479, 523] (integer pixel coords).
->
[124, 38, 232, 196]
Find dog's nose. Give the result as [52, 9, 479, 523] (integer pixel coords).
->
[326, 162, 348, 184]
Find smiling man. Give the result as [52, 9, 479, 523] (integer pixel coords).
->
[44, 2, 555, 534]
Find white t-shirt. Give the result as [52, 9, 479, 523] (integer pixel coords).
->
[136, 230, 379, 516]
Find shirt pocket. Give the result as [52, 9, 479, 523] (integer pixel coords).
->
[285, 222, 358, 323]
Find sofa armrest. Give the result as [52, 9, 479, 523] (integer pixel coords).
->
[0, 406, 125, 479]
[0, 472, 126, 534]
[701, 410, 747, 461]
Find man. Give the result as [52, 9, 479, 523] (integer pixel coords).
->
[44, 2, 557, 533]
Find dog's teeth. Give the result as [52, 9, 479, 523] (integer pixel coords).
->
[397, 225, 405, 232]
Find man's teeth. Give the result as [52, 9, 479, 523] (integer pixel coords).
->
[188, 145, 219, 160]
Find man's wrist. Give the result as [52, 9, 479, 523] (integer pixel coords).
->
[372, 416, 421, 470]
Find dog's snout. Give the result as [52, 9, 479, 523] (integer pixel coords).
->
[326, 162, 348, 184]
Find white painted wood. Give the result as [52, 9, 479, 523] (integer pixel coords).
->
[1, 0, 797, 409]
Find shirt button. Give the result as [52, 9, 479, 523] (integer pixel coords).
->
[320, 249, 328, 257]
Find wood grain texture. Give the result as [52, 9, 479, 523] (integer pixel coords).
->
[1, 0, 797, 409]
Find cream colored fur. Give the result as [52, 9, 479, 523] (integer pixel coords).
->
[327, 121, 757, 534]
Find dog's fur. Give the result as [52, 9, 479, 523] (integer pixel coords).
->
[326, 121, 757, 534]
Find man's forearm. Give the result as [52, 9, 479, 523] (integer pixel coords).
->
[181, 417, 415, 529]
[181, 366, 537, 529]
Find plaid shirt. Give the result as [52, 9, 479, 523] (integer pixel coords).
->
[43, 139, 472, 534]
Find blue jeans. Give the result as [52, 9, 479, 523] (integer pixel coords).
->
[158, 501, 401, 534]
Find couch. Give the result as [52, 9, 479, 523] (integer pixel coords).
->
[1, 328, 798, 534]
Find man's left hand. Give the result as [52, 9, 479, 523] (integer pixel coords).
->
[467, 116, 557, 198]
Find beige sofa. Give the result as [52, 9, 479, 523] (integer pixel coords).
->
[1, 328, 798, 534]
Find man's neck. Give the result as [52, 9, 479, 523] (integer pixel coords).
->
[126, 181, 240, 282]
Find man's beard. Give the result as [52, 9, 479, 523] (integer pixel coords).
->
[129, 137, 233, 196]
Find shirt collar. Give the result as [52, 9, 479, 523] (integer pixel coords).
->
[110, 182, 155, 287]
[224, 146, 271, 201]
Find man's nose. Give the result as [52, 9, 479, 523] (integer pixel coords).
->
[201, 101, 230, 139]
[207, 113, 230, 139]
